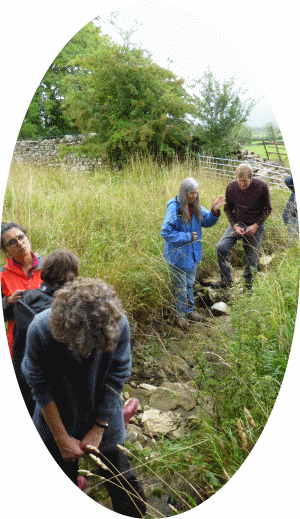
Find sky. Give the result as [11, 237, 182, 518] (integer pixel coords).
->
[0, 1, 299, 519]
[96, 3, 277, 127]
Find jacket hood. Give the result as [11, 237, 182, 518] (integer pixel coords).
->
[166, 197, 180, 209]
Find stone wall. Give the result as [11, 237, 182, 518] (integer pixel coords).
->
[11, 134, 102, 171]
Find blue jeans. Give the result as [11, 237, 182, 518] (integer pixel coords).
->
[216, 224, 265, 285]
[170, 265, 196, 317]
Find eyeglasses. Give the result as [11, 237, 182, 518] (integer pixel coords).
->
[4, 233, 28, 248]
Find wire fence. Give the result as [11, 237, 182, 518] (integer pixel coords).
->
[198, 155, 292, 190]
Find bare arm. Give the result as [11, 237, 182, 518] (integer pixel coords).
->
[80, 425, 105, 452]
[42, 401, 85, 462]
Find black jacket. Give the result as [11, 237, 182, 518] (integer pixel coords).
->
[12, 282, 56, 416]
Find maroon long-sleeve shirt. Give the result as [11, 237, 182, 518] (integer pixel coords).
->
[224, 177, 272, 227]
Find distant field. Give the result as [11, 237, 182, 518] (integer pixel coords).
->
[246, 142, 289, 166]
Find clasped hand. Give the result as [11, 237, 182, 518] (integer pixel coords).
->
[57, 425, 104, 462]
[234, 223, 258, 236]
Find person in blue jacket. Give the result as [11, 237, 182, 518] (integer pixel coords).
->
[22, 277, 146, 517]
[161, 177, 225, 328]
[282, 175, 298, 243]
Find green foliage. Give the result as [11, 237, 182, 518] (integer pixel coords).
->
[195, 250, 299, 424]
[17, 21, 257, 165]
[3, 158, 298, 511]
[62, 40, 195, 164]
[193, 71, 255, 157]
[264, 123, 283, 142]
[18, 22, 102, 139]
[235, 124, 253, 145]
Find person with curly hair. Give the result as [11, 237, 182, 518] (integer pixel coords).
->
[22, 278, 146, 517]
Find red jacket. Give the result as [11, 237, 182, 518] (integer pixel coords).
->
[1, 253, 44, 357]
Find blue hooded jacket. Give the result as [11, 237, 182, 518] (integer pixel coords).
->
[161, 196, 219, 270]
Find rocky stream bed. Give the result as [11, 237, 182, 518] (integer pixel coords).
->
[83, 258, 273, 516]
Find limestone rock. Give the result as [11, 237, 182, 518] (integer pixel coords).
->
[141, 409, 180, 436]
[210, 302, 230, 315]
[149, 384, 197, 414]
[139, 383, 158, 392]
[159, 355, 191, 378]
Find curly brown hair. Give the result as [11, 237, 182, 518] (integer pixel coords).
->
[49, 278, 124, 357]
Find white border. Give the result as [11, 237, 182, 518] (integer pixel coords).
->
[1, 2, 299, 518]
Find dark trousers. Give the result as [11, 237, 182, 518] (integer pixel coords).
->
[216, 224, 265, 285]
[12, 333, 36, 417]
[51, 446, 146, 517]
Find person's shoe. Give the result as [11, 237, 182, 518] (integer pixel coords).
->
[211, 280, 233, 289]
[187, 311, 204, 322]
[175, 316, 190, 330]
[244, 283, 253, 293]
[123, 398, 139, 428]
[78, 476, 87, 491]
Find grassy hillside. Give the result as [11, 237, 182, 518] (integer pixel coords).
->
[2, 159, 299, 510]
[2, 159, 292, 325]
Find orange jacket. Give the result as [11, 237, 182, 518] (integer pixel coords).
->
[1, 253, 44, 357]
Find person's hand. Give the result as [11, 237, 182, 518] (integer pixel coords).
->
[233, 225, 246, 236]
[55, 434, 85, 462]
[212, 195, 225, 213]
[244, 223, 259, 236]
[191, 232, 198, 242]
[80, 425, 105, 453]
[7, 290, 25, 305]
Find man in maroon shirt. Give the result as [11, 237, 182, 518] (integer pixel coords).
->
[212, 163, 272, 290]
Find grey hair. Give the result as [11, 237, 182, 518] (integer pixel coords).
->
[178, 177, 203, 223]
[236, 163, 253, 179]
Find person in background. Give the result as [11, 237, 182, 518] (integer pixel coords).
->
[12, 249, 80, 417]
[22, 278, 146, 517]
[1, 222, 43, 357]
[212, 163, 272, 291]
[282, 175, 298, 243]
[161, 177, 225, 329]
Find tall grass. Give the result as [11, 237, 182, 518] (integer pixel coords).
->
[2, 158, 299, 512]
[3, 159, 229, 325]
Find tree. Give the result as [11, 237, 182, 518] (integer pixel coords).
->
[264, 123, 283, 142]
[193, 71, 255, 157]
[62, 39, 195, 164]
[18, 22, 102, 140]
[235, 124, 253, 146]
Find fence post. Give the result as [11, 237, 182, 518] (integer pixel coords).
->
[270, 125, 283, 163]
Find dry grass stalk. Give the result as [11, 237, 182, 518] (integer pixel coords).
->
[89, 453, 109, 470]
[244, 407, 257, 428]
[86, 444, 101, 454]
[237, 419, 248, 454]
[168, 504, 179, 514]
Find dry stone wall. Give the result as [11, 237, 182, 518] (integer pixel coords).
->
[11, 134, 102, 171]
